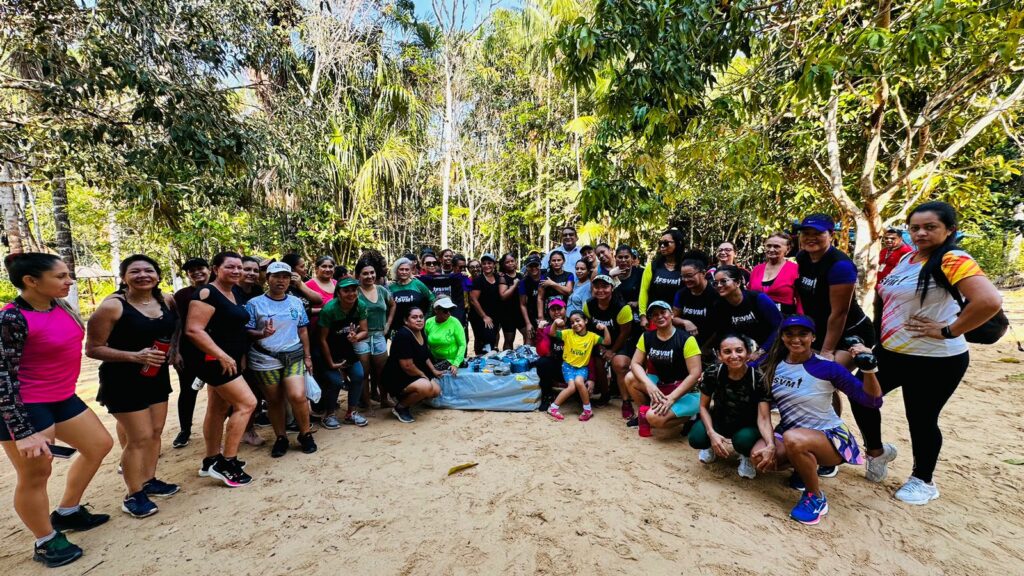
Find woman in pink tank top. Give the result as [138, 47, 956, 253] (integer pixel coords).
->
[0, 253, 113, 567]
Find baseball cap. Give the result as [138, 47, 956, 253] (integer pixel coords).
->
[480, 253, 496, 263]
[798, 214, 835, 233]
[525, 255, 541, 267]
[779, 315, 816, 333]
[646, 300, 672, 313]
[266, 262, 292, 275]
[592, 274, 614, 285]
[337, 277, 358, 288]
[433, 297, 458, 310]
[548, 298, 566, 309]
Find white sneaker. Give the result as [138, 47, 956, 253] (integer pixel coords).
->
[737, 456, 756, 479]
[698, 448, 717, 464]
[895, 476, 940, 505]
[865, 443, 898, 483]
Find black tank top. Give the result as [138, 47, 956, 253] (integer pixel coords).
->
[193, 284, 250, 359]
[99, 295, 177, 384]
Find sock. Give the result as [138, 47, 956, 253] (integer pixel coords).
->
[35, 531, 57, 547]
[56, 505, 80, 516]
[583, 403, 592, 412]
[549, 403, 559, 411]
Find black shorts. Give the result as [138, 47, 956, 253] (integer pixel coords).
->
[0, 394, 88, 441]
[98, 364, 173, 414]
[196, 355, 247, 387]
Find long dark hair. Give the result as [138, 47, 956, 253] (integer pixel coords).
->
[117, 254, 164, 301]
[653, 229, 686, 270]
[910, 201, 959, 304]
[759, 331, 790, 396]
[547, 250, 565, 275]
[4, 252, 62, 289]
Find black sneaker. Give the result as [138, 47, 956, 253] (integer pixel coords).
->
[198, 455, 220, 477]
[254, 411, 271, 428]
[49, 504, 109, 532]
[392, 406, 415, 424]
[271, 435, 289, 458]
[818, 465, 839, 478]
[209, 457, 252, 487]
[121, 491, 158, 518]
[33, 532, 82, 568]
[625, 416, 639, 429]
[172, 430, 190, 449]
[298, 432, 317, 454]
[143, 478, 180, 498]
[285, 420, 300, 434]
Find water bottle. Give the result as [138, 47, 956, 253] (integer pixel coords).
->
[140, 337, 171, 377]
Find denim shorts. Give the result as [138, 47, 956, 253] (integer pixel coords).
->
[561, 362, 589, 383]
[353, 331, 387, 356]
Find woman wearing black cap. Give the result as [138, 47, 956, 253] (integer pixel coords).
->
[497, 254, 526, 349]
[519, 255, 545, 342]
[469, 254, 502, 354]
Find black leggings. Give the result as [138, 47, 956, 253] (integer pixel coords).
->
[469, 313, 500, 355]
[535, 356, 563, 402]
[175, 365, 200, 433]
[850, 347, 969, 483]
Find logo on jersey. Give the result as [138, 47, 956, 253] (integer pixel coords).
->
[653, 276, 680, 286]
[773, 375, 803, 389]
[731, 311, 756, 325]
[681, 306, 707, 317]
[648, 348, 674, 362]
[799, 276, 817, 292]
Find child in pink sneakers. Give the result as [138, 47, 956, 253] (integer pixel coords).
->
[547, 310, 610, 421]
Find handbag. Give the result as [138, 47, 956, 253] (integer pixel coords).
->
[930, 267, 1009, 345]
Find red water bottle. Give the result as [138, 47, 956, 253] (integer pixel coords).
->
[140, 337, 172, 377]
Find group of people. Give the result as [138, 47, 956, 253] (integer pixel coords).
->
[0, 201, 1004, 567]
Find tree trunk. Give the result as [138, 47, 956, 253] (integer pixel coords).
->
[52, 172, 78, 309]
[440, 52, 455, 249]
[0, 163, 24, 255]
[850, 202, 883, 311]
[108, 210, 121, 275]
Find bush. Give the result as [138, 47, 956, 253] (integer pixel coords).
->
[960, 233, 1021, 278]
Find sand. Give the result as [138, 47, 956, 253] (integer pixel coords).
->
[1, 294, 1023, 576]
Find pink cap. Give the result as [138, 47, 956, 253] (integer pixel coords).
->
[548, 298, 566, 309]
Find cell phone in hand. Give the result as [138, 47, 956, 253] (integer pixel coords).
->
[47, 444, 77, 459]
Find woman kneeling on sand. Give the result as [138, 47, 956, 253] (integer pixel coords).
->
[384, 307, 443, 424]
[749, 315, 881, 525]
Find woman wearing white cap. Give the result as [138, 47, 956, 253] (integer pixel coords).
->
[624, 300, 703, 437]
[424, 298, 465, 373]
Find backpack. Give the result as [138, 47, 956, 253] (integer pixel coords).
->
[930, 264, 1009, 345]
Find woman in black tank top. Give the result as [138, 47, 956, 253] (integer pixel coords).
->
[185, 251, 256, 488]
[86, 255, 181, 516]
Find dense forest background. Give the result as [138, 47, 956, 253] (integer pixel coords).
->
[2, 0, 1022, 310]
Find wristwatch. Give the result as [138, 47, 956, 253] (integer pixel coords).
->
[941, 325, 956, 339]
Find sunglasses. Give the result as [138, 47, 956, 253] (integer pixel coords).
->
[658, 240, 674, 247]
[712, 279, 733, 287]
[423, 261, 438, 266]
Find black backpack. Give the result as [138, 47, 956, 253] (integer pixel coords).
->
[930, 265, 1009, 345]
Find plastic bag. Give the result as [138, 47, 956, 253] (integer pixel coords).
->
[428, 371, 540, 412]
[305, 373, 322, 403]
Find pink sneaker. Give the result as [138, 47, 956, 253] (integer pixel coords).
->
[638, 405, 652, 437]
[579, 409, 594, 422]
[547, 406, 565, 421]
[621, 400, 635, 420]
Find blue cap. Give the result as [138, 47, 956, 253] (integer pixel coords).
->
[779, 315, 816, 333]
[798, 213, 835, 233]
[646, 300, 672, 313]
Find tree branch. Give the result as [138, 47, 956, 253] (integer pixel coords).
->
[824, 92, 862, 218]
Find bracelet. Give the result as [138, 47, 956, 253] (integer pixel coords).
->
[941, 325, 956, 339]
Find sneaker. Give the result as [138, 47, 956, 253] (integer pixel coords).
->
[621, 400, 635, 420]
[172, 430, 190, 449]
[271, 435, 289, 458]
[817, 465, 839, 478]
[322, 414, 341, 430]
[788, 472, 806, 492]
[638, 406, 651, 437]
[286, 420, 300, 434]
[254, 412, 271, 428]
[698, 448, 717, 464]
[142, 478, 180, 498]
[242, 429, 265, 446]
[209, 458, 252, 488]
[121, 491, 158, 518]
[790, 491, 829, 525]
[198, 455, 219, 477]
[894, 476, 940, 505]
[625, 416, 639, 429]
[546, 406, 564, 421]
[392, 406, 415, 424]
[737, 456, 756, 479]
[578, 409, 594, 422]
[49, 504, 109, 532]
[343, 411, 368, 427]
[865, 443, 898, 483]
[298, 432, 318, 454]
[33, 532, 83, 568]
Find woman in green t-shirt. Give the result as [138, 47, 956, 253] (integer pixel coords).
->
[355, 258, 395, 408]
[424, 298, 465, 372]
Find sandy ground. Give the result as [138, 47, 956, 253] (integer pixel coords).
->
[1, 295, 1023, 576]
